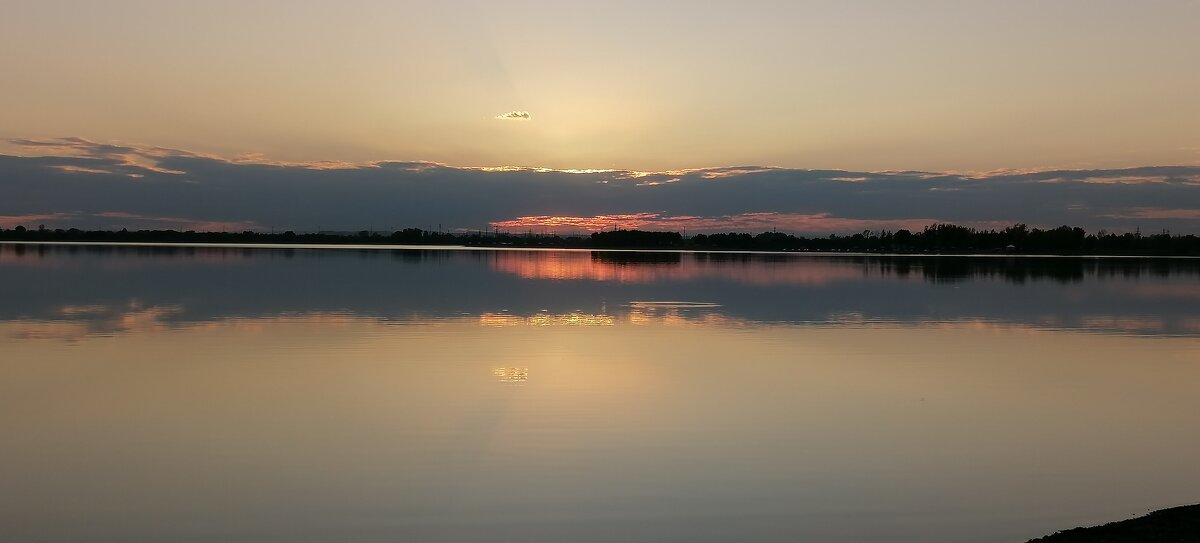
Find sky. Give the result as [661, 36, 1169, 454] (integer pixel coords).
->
[2, 1, 1199, 233]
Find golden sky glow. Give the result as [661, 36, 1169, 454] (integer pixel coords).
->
[3, 1, 1199, 172]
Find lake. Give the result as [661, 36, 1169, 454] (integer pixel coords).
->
[2, 243, 1198, 542]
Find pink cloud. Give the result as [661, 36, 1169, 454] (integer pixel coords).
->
[1101, 208, 1200, 220]
[0, 213, 79, 228]
[493, 212, 956, 234]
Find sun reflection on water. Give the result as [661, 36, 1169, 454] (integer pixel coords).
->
[479, 312, 615, 327]
[492, 367, 529, 382]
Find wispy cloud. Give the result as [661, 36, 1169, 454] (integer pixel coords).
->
[0, 213, 81, 228]
[53, 165, 113, 175]
[92, 212, 262, 232]
[495, 111, 531, 120]
[490, 212, 989, 234]
[0, 210, 259, 232]
[4, 137, 189, 175]
[1101, 208, 1200, 220]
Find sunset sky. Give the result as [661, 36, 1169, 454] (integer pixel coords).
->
[2, 1, 1199, 233]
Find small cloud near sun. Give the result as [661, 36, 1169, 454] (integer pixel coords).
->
[495, 111, 531, 120]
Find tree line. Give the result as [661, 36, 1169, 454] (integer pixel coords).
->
[2, 223, 1199, 255]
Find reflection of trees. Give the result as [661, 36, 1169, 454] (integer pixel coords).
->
[0, 242, 463, 263]
[907, 257, 1200, 284]
[497, 251, 870, 284]
[591, 251, 682, 265]
[692, 252, 794, 264]
[8, 243, 1200, 287]
[915, 257, 1087, 284]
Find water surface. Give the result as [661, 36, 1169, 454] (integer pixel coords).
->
[2, 244, 1198, 542]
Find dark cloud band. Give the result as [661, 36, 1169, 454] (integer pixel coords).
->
[2, 138, 1199, 233]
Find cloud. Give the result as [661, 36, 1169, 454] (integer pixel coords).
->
[2, 137, 1200, 234]
[1101, 208, 1200, 220]
[495, 111, 531, 120]
[490, 212, 951, 234]
[0, 210, 259, 231]
[0, 213, 80, 228]
[91, 212, 262, 232]
[3, 137, 190, 174]
[54, 165, 114, 175]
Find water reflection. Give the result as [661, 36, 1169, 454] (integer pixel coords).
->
[3, 243, 1200, 543]
[2, 243, 1199, 337]
[481, 312, 616, 327]
[493, 250, 880, 285]
[493, 367, 529, 382]
[3, 303, 1198, 543]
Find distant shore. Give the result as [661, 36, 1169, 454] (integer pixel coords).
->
[1028, 504, 1200, 542]
[5, 239, 1200, 261]
[3, 223, 1200, 256]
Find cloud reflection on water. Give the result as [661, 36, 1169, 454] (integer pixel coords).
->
[2, 243, 1200, 339]
[492, 251, 875, 285]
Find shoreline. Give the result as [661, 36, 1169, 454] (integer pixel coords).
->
[1028, 504, 1200, 542]
[3, 222, 1199, 256]
[3, 240, 1200, 260]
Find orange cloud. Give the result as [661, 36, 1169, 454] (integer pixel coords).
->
[492, 212, 943, 234]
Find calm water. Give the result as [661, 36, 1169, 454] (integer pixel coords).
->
[2, 243, 1199, 543]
